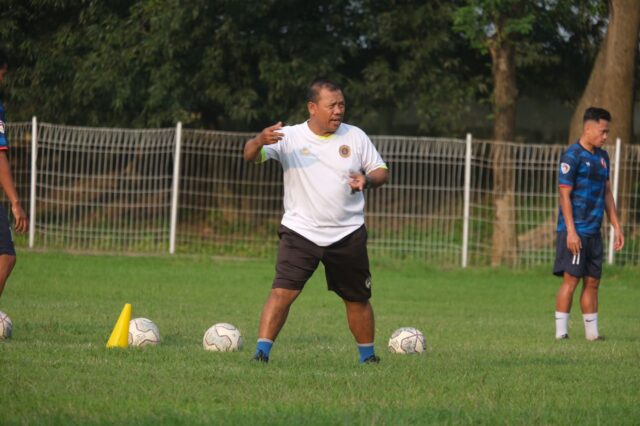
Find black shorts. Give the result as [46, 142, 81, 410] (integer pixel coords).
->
[273, 225, 372, 302]
[553, 231, 603, 279]
[0, 205, 15, 256]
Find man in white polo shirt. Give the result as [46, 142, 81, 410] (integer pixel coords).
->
[243, 78, 389, 364]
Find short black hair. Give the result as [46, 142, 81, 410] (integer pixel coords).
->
[0, 49, 7, 68]
[306, 78, 342, 103]
[583, 107, 611, 123]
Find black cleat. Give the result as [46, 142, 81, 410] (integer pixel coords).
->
[251, 350, 269, 363]
[588, 335, 605, 341]
[362, 355, 381, 364]
[556, 334, 569, 340]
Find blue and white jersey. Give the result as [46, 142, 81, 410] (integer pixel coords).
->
[557, 142, 609, 237]
[0, 101, 8, 150]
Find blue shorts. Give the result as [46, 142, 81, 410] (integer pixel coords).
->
[553, 231, 603, 279]
[0, 205, 16, 256]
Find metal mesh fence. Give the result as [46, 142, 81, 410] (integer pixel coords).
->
[467, 141, 567, 267]
[366, 136, 467, 264]
[32, 124, 175, 251]
[616, 144, 640, 265]
[176, 129, 282, 256]
[3, 121, 640, 267]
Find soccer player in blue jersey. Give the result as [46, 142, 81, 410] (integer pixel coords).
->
[0, 49, 29, 300]
[553, 107, 624, 341]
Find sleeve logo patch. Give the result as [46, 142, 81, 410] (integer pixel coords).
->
[600, 158, 606, 169]
[0, 121, 4, 134]
[560, 162, 570, 174]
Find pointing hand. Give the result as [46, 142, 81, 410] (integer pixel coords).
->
[258, 122, 284, 146]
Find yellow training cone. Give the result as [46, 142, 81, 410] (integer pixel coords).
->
[106, 303, 131, 348]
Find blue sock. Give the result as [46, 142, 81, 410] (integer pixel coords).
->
[358, 343, 375, 363]
[256, 338, 273, 357]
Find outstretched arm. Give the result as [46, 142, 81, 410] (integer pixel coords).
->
[0, 151, 28, 233]
[604, 181, 624, 251]
[243, 122, 284, 162]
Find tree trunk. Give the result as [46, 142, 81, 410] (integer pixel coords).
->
[569, 0, 640, 145]
[490, 37, 518, 266]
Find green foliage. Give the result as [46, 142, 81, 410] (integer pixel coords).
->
[0, 0, 610, 136]
[3, 1, 361, 128]
[453, 0, 534, 52]
[1, 252, 639, 424]
[452, 0, 609, 101]
[348, 1, 484, 135]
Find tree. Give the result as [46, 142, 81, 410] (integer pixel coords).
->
[346, 0, 483, 136]
[0, 0, 86, 122]
[1, 0, 621, 141]
[2, 0, 360, 129]
[454, 0, 537, 265]
[568, 0, 640, 145]
[1, 1, 485, 135]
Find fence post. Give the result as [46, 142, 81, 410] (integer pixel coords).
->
[28, 116, 37, 248]
[607, 137, 621, 265]
[462, 133, 472, 267]
[169, 122, 183, 254]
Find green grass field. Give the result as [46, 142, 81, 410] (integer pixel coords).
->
[1, 252, 639, 425]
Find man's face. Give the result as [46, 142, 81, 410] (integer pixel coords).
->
[585, 119, 610, 148]
[308, 88, 345, 135]
[0, 64, 7, 85]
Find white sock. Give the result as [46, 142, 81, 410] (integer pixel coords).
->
[555, 311, 570, 338]
[583, 313, 599, 340]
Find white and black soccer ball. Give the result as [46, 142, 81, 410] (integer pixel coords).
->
[388, 327, 426, 354]
[203, 323, 244, 352]
[0, 310, 12, 340]
[128, 317, 161, 347]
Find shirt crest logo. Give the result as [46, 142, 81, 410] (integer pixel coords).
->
[560, 162, 570, 174]
[300, 147, 311, 156]
[339, 145, 351, 158]
[600, 158, 606, 169]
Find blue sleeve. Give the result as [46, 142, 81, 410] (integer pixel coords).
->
[558, 151, 577, 187]
[0, 126, 8, 149]
[0, 106, 8, 149]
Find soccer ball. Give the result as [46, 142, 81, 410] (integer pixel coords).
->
[128, 317, 161, 347]
[0, 310, 12, 339]
[203, 323, 244, 352]
[388, 327, 426, 354]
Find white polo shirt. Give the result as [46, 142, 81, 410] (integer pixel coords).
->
[259, 121, 387, 246]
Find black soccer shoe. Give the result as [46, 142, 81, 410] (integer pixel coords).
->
[588, 335, 605, 341]
[556, 334, 569, 340]
[362, 355, 381, 364]
[251, 350, 269, 363]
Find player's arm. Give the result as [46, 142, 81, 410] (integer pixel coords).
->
[349, 167, 389, 193]
[0, 151, 28, 233]
[558, 185, 580, 256]
[604, 181, 624, 251]
[243, 121, 284, 163]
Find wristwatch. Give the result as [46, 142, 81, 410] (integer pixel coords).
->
[364, 175, 373, 190]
